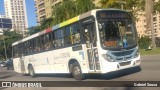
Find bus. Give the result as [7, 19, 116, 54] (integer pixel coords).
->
[12, 9, 141, 80]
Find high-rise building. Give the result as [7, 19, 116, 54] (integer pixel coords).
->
[34, 0, 101, 25]
[136, 0, 160, 38]
[34, 0, 62, 25]
[4, 0, 28, 34]
[136, 11, 160, 38]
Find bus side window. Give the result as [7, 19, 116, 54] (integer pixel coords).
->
[72, 23, 81, 44]
[44, 33, 51, 50]
[34, 38, 39, 53]
[13, 45, 18, 58]
[40, 35, 45, 51]
[54, 29, 64, 48]
[26, 41, 30, 54]
[29, 40, 33, 54]
[65, 26, 71, 46]
[52, 31, 55, 49]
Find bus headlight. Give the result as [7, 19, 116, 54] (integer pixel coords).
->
[134, 50, 140, 58]
[102, 54, 114, 62]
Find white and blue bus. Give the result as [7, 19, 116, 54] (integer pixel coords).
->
[12, 9, 141, 80]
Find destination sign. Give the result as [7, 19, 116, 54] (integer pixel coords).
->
[97, 10, 131, 20]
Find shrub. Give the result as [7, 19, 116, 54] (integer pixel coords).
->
[156, 37, 160, 47]
[138, 36, 151, 49]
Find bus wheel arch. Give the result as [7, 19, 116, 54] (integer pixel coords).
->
[68, 59, 85, 80]
[28, 64, 36, 77]
[68, 59, 78, 74]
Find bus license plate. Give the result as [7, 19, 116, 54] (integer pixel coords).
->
[119, 61, 131, 66]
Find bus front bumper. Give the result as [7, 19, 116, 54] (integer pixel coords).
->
[100, 58, 141, 74]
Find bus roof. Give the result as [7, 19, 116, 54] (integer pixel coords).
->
[12, 8, 128, 46]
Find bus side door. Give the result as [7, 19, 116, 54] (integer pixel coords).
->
[82, 22, 100, 72]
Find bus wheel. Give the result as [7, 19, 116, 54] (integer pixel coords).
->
[72, 62, 84, 80]
[68, 64, 73, 78]
[28, 65, 35, 77]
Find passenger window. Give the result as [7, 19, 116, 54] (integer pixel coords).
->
[54, 29, 64, 48]
[72, 23, 81, 44]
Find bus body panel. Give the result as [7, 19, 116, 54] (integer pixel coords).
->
[12, 9, 141, 77]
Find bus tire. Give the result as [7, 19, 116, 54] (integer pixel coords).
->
[68, 64, 73, 78]
[28, 65, 36, 77]
[72, 62, 85, 80]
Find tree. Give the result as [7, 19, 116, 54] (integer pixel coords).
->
[27, 0, 96, 35]
[52, 0, 95, 25]
[99, 0, 144, 16]
[0, 31, 23, 60]
[28, 26, 41, 35]
[40, 17, 54, 30]
[75, 0, 95, 15]
[53, 0, 76, 24]
[155, 0, 160, 12]
[138, 36, 151, 49]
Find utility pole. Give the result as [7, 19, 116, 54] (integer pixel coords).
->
[0, 29, 8, 60]
[145, 0, 156, 49]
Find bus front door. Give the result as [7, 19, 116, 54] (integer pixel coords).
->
[82, 23, 100, 72]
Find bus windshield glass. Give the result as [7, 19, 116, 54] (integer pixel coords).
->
[97, 11, 137, 50]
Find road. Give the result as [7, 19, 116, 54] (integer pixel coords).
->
[0, 54, 160, 90]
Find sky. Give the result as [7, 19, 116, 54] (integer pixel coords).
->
[0, 0, 37, 27]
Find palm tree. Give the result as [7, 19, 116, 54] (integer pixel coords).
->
[52, 0, 95, 25]
[40, 17, 54, 29]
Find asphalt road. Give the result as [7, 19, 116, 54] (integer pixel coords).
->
[0, 54, 160, 90]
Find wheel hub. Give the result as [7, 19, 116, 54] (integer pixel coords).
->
[74, 67, 80, 76]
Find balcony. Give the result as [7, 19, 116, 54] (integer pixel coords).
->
[39, 12, 46, 18]
[38, 0, 44, 6]
[38, 6, 45, 12]
[52, 0, 62, 6]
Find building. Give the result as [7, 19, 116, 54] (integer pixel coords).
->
[0, 15, 12, 29]
[34, 0, 101, 25]
[136, 0, 160, 38]
[136, 11, 146, 38]
[34, 0, 63, 25]
[4, 0, 28, 35]
[136, 10, 160, 38]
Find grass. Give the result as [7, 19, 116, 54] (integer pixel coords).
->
[140, 47, 160, 56]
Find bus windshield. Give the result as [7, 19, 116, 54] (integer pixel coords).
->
[98, 20, 137, 50]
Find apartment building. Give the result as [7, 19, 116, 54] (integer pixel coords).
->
[4, 0, 28, 34]
[34, 0, 62, 25]
[34, 0, 101, 25]
[136, 10, 160, 38]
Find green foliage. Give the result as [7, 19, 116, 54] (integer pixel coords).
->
[53, 0, 95, 24]
[76, 0, 95, 15]
[0, 31, 23, 60]
[138, 36, 151, 49]
[28, 26, 41, 35]
[53, 0, 77, 24]
[99, 0, 160, 18]
[155, 37, 160, 47]
[41, 17, 54, 30]
[155, 0, 160, 12]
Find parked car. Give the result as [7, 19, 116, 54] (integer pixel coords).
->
[0, 61, 6, 67]
[6, 59, 13, 70]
